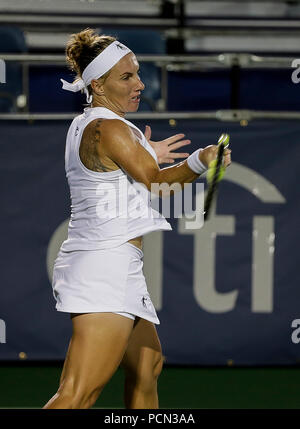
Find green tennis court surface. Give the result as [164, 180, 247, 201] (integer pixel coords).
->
[0, 365, 299, 409]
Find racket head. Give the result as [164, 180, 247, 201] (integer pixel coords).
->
[218, 133, 230, 148]
[204, 133, 230, 220]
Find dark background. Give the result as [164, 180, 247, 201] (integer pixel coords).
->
[1, 0, 300, 409]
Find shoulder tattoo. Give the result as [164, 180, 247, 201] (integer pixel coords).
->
[79, 119, 111, 172]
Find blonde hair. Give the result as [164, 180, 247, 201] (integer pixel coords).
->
[65, 28, 116, 100]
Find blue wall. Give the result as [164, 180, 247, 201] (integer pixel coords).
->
[0, 117, 299, 365]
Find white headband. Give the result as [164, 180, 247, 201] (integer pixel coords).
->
[60, 40, 132, 103]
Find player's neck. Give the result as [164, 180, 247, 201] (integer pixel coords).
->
[91, 98, 125, 118]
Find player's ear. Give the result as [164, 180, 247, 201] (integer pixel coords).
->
[91, 79, 105, 96]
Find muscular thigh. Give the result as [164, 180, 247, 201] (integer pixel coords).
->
[120, 317, 163, 377]
[61, 313, 134, 392]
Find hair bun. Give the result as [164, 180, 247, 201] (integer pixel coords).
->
[66, 28, 99, 74]
[65, 28, 116, 77]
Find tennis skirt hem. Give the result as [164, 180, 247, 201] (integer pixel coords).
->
[55, 305, 160, 325]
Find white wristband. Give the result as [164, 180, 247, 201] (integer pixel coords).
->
[187, 149, 207, 175]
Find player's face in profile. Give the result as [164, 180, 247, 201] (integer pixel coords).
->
[101, 53, 145, 113]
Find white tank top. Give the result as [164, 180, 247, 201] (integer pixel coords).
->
[60, 106, 172, 252]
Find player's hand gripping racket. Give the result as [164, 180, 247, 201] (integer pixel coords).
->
[203, 133, 230, 221]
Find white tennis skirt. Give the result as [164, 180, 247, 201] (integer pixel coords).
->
[52, 242, 160, 325]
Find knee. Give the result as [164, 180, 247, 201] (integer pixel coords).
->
[145, 353, 164, 389]
[56, 379, 102, 409]
[74, 388, 101, 409]
[125, 353, 164, 392]
[153, 353, 164, 380]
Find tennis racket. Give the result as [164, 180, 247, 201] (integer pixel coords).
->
[203, 133, 230, 221]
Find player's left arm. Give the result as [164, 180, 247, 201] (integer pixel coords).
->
[144, 125, 191, 164]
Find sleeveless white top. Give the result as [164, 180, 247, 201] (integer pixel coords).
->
[60, 106, 172, 252]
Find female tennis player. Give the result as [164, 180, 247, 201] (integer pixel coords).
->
[44, 29, 231, 409]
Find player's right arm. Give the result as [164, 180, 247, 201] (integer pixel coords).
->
[91, 118, 231, 191]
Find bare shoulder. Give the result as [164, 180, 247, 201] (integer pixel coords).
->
[83, 118, 134, 144]
[80, 118, 159, 187]
[98, 119, 136, 142]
